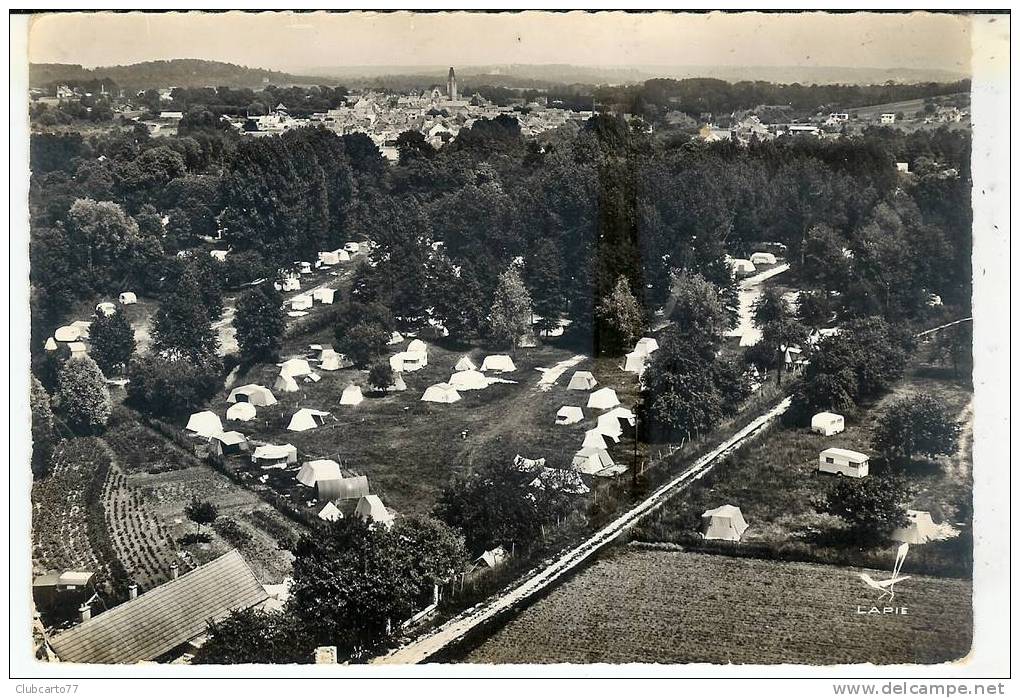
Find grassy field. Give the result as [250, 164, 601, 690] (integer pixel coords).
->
[204, 335, 646, 519]
[460, 548, 972, 665]
[632, 356, 974, 576]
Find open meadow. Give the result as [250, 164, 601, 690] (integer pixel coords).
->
[460, 548, 973, 665]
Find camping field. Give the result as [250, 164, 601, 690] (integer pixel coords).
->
[203, 334, 647, 519]
[459, 548, 973, 665]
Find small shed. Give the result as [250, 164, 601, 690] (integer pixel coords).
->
[555, 406, 584, 425]
[567, 371, 598, 391]
[701, 505, 749, 542]
[480, 354, 516, 373]
[811, 412, 845, 436]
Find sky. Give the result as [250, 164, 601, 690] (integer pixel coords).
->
[28, 10, 972, 75]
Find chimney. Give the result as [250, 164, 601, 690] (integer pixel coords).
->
[128, 583, 138, 600]
[170, 562, 180, 580]
[313, 646, 338, 664]
[78, 603, 91, 623]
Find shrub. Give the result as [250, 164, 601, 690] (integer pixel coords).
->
[126, 354, 221, 418]
[56, 355, 111, 433]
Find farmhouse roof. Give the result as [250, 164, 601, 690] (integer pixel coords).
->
[48, 550, 268, 665]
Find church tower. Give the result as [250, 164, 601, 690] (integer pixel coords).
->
[447, 67, 457, 101]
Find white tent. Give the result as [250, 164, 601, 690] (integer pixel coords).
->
[251, 443, 298, 468]
[623, 351, 647, 374]
[291, 295, 313, 311]
[318, 502, 343, 522]
[387, 374, 407, 392]
[556, 406, 584, 425]
[750, 251, 778, 266]
[421, 383, 462, 404]
[186, 410, 223, 439]
[287, 408, 330, 432]
[701, 505, 749, 542]
[296, 459, 342, 487]
[312, 287, 335, 304]
[811, 412, 845, 436]
[44, 337, 58, 352]
[96, 302, 117, 317]
[344, 242, 360, 254]
[279, 358, 313, 377]
[481, 355, 516, 373]
[226, 402, 257, 422]
[280, 277, 301, 292]
[582, 429, 609, 450]
[454, 356, 477, 371]
[571, 447, 615, 475]
[274, 372, 300, 393]
[339, 385, 364, 406]
[118, 292, 137, 305]
[210, 431, 249, 456]
[597, 407, 636, 442]
[587, 387, 620, 410]
[390, 351, 426, 373]
[318, 250, 346, 266]
[228, 384, 277, 406]
[387, 331, 405, 346]
[635, 337, 659, 355]
[892, 510, 948, 545]
[319, 350, 351, 372]
[68, 342, 88, 359]
[70, 321, 92, 339]
[731, 259, 757, 277]
[567, 371, 598, 391]
[407, 339, 428, 355]
[298, 261, 312, 274]
[355, 495, 394, 528]
[54, 326, 81, 343]
[449, 370, 488, 391]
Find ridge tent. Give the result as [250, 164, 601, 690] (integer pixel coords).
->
[226, 402, 257, 422]
[44, 337, 58, 352]
[96, 302, 116, 317]
[555, 406, 584, 425]
[312, 288, 335, 304]
[582, 429, 609, 450]
[567, 371, 598, 391]
[355, 495, 394, 528]
[811, 412, 845, 436]
[343, 242, 360, 254]
[339, 385, 364, 406]
[319, 350, 352, 372]
[731, 259, 757, 277]
[390, 351, 426, 373]
[227, 384, 277, 407]
[449, 370, 488, 391]
[623, 351, 647, 374]
[586, 387, 620, 410]
[421, 383, 461, 404]
[118, 292, 137, 305]
[407, 339, 428, 355]
[290, 295, 313, 311]
[318, 502, 342, 522]
[251, 443, 298, 468]
[68, 342, 88, 359]
[54, 326, 81, 343]
[480, 355, 516, 373]
[287, 408, 331, 432]
[316, 475, 370, 502]
[571, 447, 614, 475]
[750, 251, 778, 266]
[279, 358, 313, 378]
[701, 505, 749, 542]
[274, 372, 300, 393]
[296, 459, 342, 487]
[635, 337, 659, 355]
[210, 431, 249, 456]
[454, 356, 477, 371]
[387, 331, 404, 346]
[185, 411, 223, 439]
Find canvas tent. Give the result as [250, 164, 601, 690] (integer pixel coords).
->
[274, 372, 300, 393]
[186, 411, 223, 439]
[582, 429, 609, 450]
[750, 251, 778, 266]
[567, 371, 598, 391]
[226, 402, 257, 422]
[69, 342, 88, 359]
[390, 351, 426, 373]
[811, 412, 845, 436]
[571, 447, 614, 475]
[54, 325, 81, 343]
[210, 431, 249, 456]
[319, 350, 351, 371]
[480, 355, 516, 373]
[421, 383, 461, 404]
[339, 385, 364, 406]
[449, 370, 488, 391]
[44, 337, 58, 352]
[387, 331, 404, 346]
[228, 384, 277, 407]
[635, 337, 659, 355]
[407, 339, 428, 355]
[316, 474, 370, 502]
[623, 351, 647, 374]
[891, 510, 948, 545]
[469, 546, 509, 574]
[280, 277, 300, 292]
[587, 387, 620, 410]
[344, 242, 360, 254]
[318, 502, 342, 522]
[70, 321, 92, 339]
[119, 292, 137, 305]
[312, 288, 335, 304]
[701, 505, 749, 542]
[355, 495, 394, 528]
[318, 249, 348, 266]
[731, 259, 757, 277]
[387, 374, 407, 392]
[556, 406, 584, 425]
[251, 443, 298, 468]
[454, 356, 477, 371]
[279, 358, 312, 378]
[287, 408, 330, 432]
[296, 459, 342, 487]
[290, 295, 313, 311]
[597, 408, 635, 442]
[96, 302, 116, 317]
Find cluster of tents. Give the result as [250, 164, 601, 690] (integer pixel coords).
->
[552, 372, 636, 478]
[622, 336, 659, 377]
[419, 353, 518, 405]
[293, 457, 393, 528]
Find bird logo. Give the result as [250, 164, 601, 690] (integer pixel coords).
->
[859, 543, 912, 602]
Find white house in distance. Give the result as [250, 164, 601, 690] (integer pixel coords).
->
[818, 447, 869, 478]
[810, 412, 845, 437]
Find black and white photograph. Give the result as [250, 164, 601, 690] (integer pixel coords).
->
[8, 7, 1012, 690]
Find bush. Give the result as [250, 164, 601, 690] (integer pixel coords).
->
[126, 354, 221, 418]
[873, 392, 961, 464]
[821, 474, 913, 543]
[56, 355, 111, 433]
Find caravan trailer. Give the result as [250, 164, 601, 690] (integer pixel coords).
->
[818, 447, 869, 478]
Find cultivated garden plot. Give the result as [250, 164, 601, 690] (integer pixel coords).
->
[462, 548, 972, 665]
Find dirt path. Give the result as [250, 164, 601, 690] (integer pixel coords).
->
[535, 355, 586, 391]
[373, 395, 793, 664]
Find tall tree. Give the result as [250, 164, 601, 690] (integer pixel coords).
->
[30, 376, 56, 478]
[873, 393, 961, 464]
[669, 272, 729, 347]
[89, 309, 136, 376]
[488, 266, 533, 352]
[527, 240, 565, 336]
[151, 266, 219, 362]
[822, 475, 912, 543]
[64, 198, 140, 292]
[235, 284, 286, 362]
[56, 355, 111, 434]
[595, 274, 644, 355]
